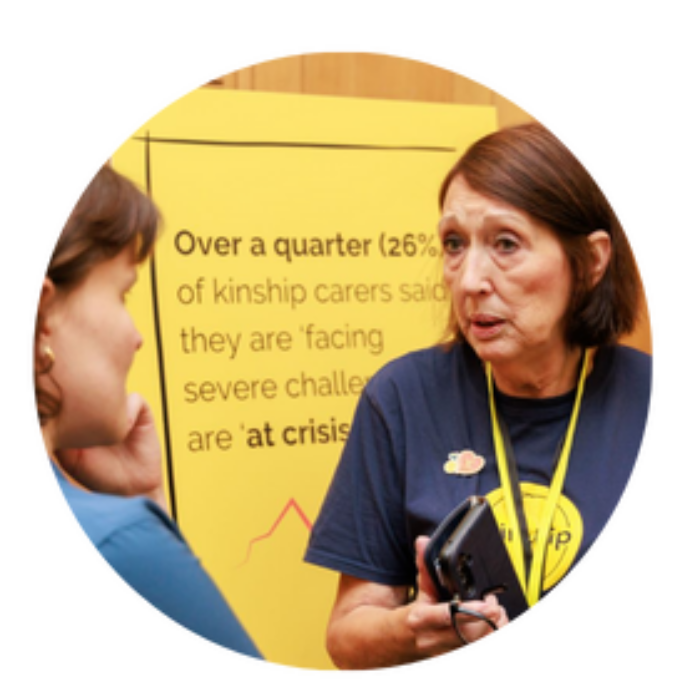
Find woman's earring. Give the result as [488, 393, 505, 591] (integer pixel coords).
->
[41, 345, 55, 372]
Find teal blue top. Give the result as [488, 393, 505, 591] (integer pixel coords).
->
[42, 457, 265, 678]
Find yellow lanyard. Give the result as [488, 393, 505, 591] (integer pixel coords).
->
[485, 348, 591, 607]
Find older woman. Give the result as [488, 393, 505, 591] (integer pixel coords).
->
[305, 123, 650, 668]
[35, 165, 260, 658]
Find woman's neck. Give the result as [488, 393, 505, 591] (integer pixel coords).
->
[490, 345, 586, 399]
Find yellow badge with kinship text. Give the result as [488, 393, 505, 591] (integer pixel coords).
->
[486, 483, 583, 592]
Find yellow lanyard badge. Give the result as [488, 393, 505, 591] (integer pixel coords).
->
[485, 348, 591, 607]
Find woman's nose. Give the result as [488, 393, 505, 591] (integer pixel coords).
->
[457, 248, 493, 296]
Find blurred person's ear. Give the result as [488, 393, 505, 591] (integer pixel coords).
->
[31, 275, 59, 333]
[587, 230, 611, 288]
[31, 275, 56, 309]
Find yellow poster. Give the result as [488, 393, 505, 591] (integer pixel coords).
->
[112, 88, 496, 668]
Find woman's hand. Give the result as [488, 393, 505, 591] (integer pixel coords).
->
[56, 393, 167, 510]
[407, 536, 507, 654]
[325, 536, 508, 668]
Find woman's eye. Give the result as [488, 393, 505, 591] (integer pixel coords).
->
[442, 233, 464, 254]
[495, 234, 519, 253]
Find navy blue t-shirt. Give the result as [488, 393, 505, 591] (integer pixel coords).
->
[305, 343, 651, 594]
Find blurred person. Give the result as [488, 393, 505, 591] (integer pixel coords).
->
[35, 165, 260, 658]
[306, 123, 650, 668]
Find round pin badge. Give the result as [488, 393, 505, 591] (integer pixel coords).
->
[443, 449, 486, 476]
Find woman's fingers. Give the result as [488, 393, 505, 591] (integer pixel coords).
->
[483, 594, 509, 628]
[407, 602, 461, 654]
[407, 537, 509, 654]
[407, 598, 508, 654]
[414, 536, 440, 603]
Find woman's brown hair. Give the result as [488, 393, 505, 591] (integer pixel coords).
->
[35, 165, 160, 424]
[439, 122, 642, 348]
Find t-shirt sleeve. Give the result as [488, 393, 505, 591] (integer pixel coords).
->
[304, 387, 415, 587]
[90, 512, 264, 678]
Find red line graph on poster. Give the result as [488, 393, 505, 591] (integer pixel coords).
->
[235, 498, 313, 567]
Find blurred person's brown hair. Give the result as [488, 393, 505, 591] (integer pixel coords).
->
[26, 161, 160, 427]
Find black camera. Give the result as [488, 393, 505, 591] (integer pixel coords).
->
[423, 496, 529, 620]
